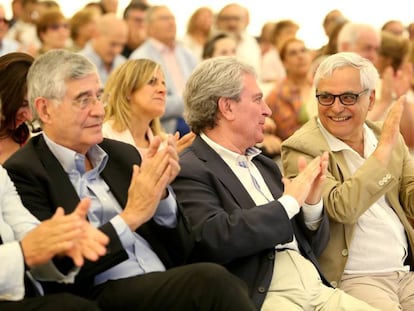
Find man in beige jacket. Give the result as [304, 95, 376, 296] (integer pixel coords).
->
[282, 52, 414, 311]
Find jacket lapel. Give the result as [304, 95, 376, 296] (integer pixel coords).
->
[191, 137, 262, 209]
[35, 136, 80, 214]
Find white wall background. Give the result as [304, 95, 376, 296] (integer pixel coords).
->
[2, 0, 414, 49]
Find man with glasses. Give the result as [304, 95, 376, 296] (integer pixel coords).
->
[282, 51, 414, 310]
[3, 49, 257, 311]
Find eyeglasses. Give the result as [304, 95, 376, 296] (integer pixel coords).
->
[316, 89, 369, 106]
[72, 93, 106, 110]
[48, 23, 69, 31]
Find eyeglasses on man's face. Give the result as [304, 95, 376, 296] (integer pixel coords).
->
[72, 93, 106, 110]
[316, 89, 369, 106]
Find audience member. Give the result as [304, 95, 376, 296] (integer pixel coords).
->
[407, 22, 414, 41]
[182, 6, 214, 62]
[337, 22, 414, 150]
[215, 3, 262, 78]
[98, 0, 118, 14]
[6, 0, 41, 55]
[84, 2, 105, 15]
[0, 52, 34, 164]
[404, 41, 414, 151]
[322, 9, 347, 40]
[172, 56, 378, 311]
[377, 30, 411, 77]
[103, 58, 195, 156]
[381, 19, 406, 37]
[311, 20, 348, 74]
[265, 38, 313, 141]
[0, 5, 20, 56]
[8, 0, 23, 28]
[121, 1, 149, 58]
[377, 31, 414, 149]
[282, 52, 414, 310]
[203, 33, 281, 159]
[130, 5, 198, 136]
[337, 22, 380, 64]
[80, 13, 127, 86]
[271, 19, 299, 53]
[258, 21, 286, 84]
[35, 0, 59, 16]
[35, 8, 69, 56]
[69, 7, 100, 51]
[201, 32, 237, 59]
[3, 49, 257, 311]
[337, 23, 391, 118]
[258, 21, 275, 56]
[0, 175, 108, 310]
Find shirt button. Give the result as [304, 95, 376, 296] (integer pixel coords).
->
[257, 286, 266, 294]
[267, 252, 275, 260]
[330, 281, 338, 288]
[341, 249, 348, 257]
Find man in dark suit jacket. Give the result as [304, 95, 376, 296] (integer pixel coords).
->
[172, 56, 378, 310]
[3, 49, 257, 311]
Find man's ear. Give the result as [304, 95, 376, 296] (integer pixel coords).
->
[368, 89, 376, 111]
[35, 97, 51, 123]
[217, 97, 236, 120]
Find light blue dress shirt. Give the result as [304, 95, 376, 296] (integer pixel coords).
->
[43, 134, 178, 285]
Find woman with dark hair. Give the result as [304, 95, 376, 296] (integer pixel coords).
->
[0, 52, 34, 163]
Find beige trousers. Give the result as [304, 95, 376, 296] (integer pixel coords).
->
[341, 271, 414, 311]
[261, 250, 379, 311]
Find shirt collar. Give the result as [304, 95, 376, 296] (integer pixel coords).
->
[200, 132, 261, 166]
[149, 38, 175, 52]
[43, 133, 108, 175]
[316, 118, 378, 157]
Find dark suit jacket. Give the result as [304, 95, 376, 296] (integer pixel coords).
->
[172, 136, 330, 309]
[3, 135, 193, 296]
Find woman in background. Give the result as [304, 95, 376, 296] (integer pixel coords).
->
[202, 32, 237, 59]
[35, 8, 70, 56]
[265, 38, 313, 141]
[0, 52, 34, 164]
[103, 58, 195, 157]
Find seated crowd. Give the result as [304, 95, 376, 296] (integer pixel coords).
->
[1, 1, 414, 310]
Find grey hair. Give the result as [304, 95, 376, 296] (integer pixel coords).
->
[337, 22, 380, 51]
[27, 49, 97, 123]
[183, 56, 256, 134]
[313, 52, 379, 91]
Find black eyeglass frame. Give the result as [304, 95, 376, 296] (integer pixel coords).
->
[315, 89, 369, 106]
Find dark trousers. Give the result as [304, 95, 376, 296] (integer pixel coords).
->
[0, 293, 100, 311]
[91, 262, 257, 311]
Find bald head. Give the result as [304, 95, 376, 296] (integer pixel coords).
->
[92, 13, 127, 65]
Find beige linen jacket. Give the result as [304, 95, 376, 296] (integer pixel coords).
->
[281, 117, 414, 287]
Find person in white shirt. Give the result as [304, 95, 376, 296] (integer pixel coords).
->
[282, 51, 414, 310]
